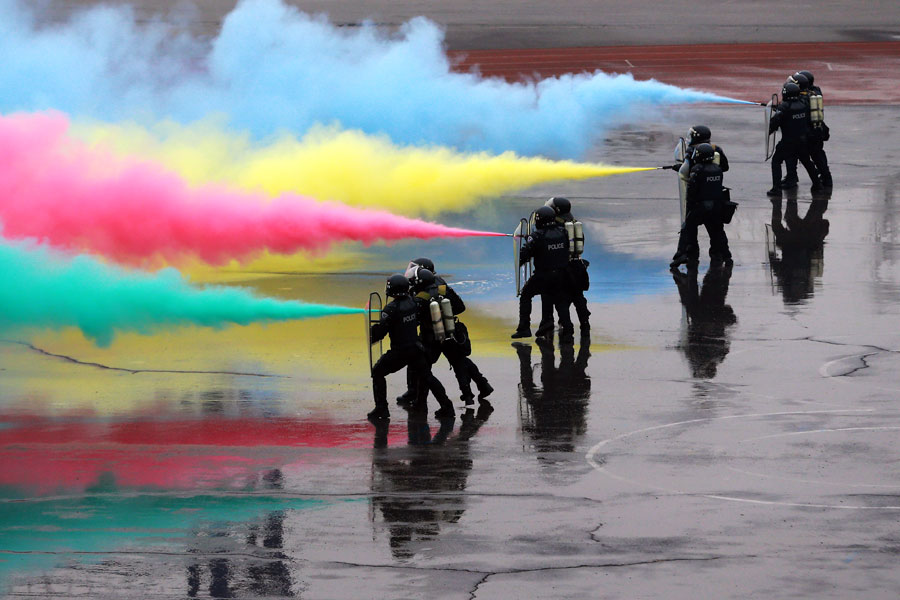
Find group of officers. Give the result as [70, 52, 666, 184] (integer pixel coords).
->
[367, 197, 590, 421]
[670, 68, 832, 270]
[368, 68, 833, 420]
[368, 257, 494, 421]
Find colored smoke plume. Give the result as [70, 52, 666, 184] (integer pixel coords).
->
[0, 241, 365, 346]
[2, 0, 750, 157]
[0, 112, 503, 265]
[80, 121, 656, 217]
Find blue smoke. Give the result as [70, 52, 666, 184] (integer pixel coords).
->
[0, 0, 748, 158]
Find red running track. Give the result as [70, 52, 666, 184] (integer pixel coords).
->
[449, 41, 900, 104]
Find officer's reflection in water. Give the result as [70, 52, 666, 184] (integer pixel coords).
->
[369, 407, 492, 560]
[514, 338, 591, 458]
[186, 469, 294, 598]
[671, 264, 737, 380]
[768, 189, 830, 304]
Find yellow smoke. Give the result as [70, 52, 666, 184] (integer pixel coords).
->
[75, 120, 655, 217]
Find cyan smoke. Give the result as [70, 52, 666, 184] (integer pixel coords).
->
[0, 0, 748, 158]
[0, 241, 363, 346]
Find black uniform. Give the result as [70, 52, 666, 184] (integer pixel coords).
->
[370, 294, 431, 416]
[784, 86, 831, 188]
[806, 85, 832, 187]
[538, 212, 591, 334]
[431, 275, 492, 402]
[673, 161, 731, 264]
[400, 280, 476, 415]
[769, 97, 819, 190]
[517, 223, 574, 339]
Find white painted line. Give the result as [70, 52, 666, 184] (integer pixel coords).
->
[624, 59, 634, 68]
[584, 409, 898, 510]
[740, 426, 900, 443]
[726, 465, 900, 490]
[826, 62, 833, 71]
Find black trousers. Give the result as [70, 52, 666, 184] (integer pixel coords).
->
[372, 345, 430, 409]
[519, 270, 573, 335]
[675, 204, 730, 261]
[538, 290, 589, 331]
[773, 140, 818, 187]
[786, 139, 830, 187]
[441, 340, 489, 398]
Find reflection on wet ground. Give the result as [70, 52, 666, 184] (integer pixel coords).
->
[516, 340, 591, 456]
[672, 264, 736, 379]
[370, 410, 491, 561]
[5, 106, 900, 597]
[767, 190, 830, 305]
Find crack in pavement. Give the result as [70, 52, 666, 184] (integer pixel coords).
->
[328, 555, 747, 599]
[467, 556, 748, 598]
[0, 339, 286, 378]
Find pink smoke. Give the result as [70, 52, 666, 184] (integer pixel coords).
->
[0, 112, 504, 265]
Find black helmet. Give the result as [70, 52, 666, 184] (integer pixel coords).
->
[692, 143, 715, 164]
[688, 125, 711, 145]
[782, 82, 800, 99]
[789, 72, 809, 91]
[798, 70, 814, 86]
[544, 196, 571, 216]
[409, 266, 435, 291]
[385, 273, 410, 298]
[411, 257, 435, 272]
[534, 205, 557, 228]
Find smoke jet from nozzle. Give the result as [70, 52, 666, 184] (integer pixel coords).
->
[79, 121, 657, 217]
[0, 112, 503, 266]
[0, 241, 365, 347]
[1, 0, 754, 158]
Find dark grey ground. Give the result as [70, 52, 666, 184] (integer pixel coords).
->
[4, 101, 900, 599]
[5, 1, 900, 598]
[38, 0, 900, 48]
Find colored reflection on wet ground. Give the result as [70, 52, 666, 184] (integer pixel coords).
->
[4, 84, 900, 600]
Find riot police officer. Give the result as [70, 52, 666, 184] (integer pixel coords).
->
[670, 143, 732, 269]
[405, 266, 458, 418]
[368, 274, 431, 421]
[406, 258, 493, 405]
[797, 70, 832, 188]
[512, 205, 574, 342]
[670, 125, 730, 173]
[546, 196, 591, 337]
[768, 82, 820, 196]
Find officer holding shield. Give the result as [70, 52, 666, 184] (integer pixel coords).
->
[768, 82, 820, 196]
[512, 206, 574, 342]
[670, 144, 732, 269]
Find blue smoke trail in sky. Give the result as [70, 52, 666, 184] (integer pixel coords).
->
[0, 0, 750, 158]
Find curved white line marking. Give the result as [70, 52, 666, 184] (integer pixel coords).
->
[726, 465, 900, 490]
[584, 409, 900, 510]
[740, 425, 900, 443]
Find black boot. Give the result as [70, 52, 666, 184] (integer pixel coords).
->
[367, 403, 390, 421]
[476, 380, 494, 400]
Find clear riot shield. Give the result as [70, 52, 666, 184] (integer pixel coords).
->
[765, 93, 778, 160]
[365, 292, 383, 374]
[514, 217, 532, 296]
[673, 137, 689, 223]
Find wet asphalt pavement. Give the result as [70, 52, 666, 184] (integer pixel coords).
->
[4, 99, 900, 598]
[5, 3, 900, 599]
